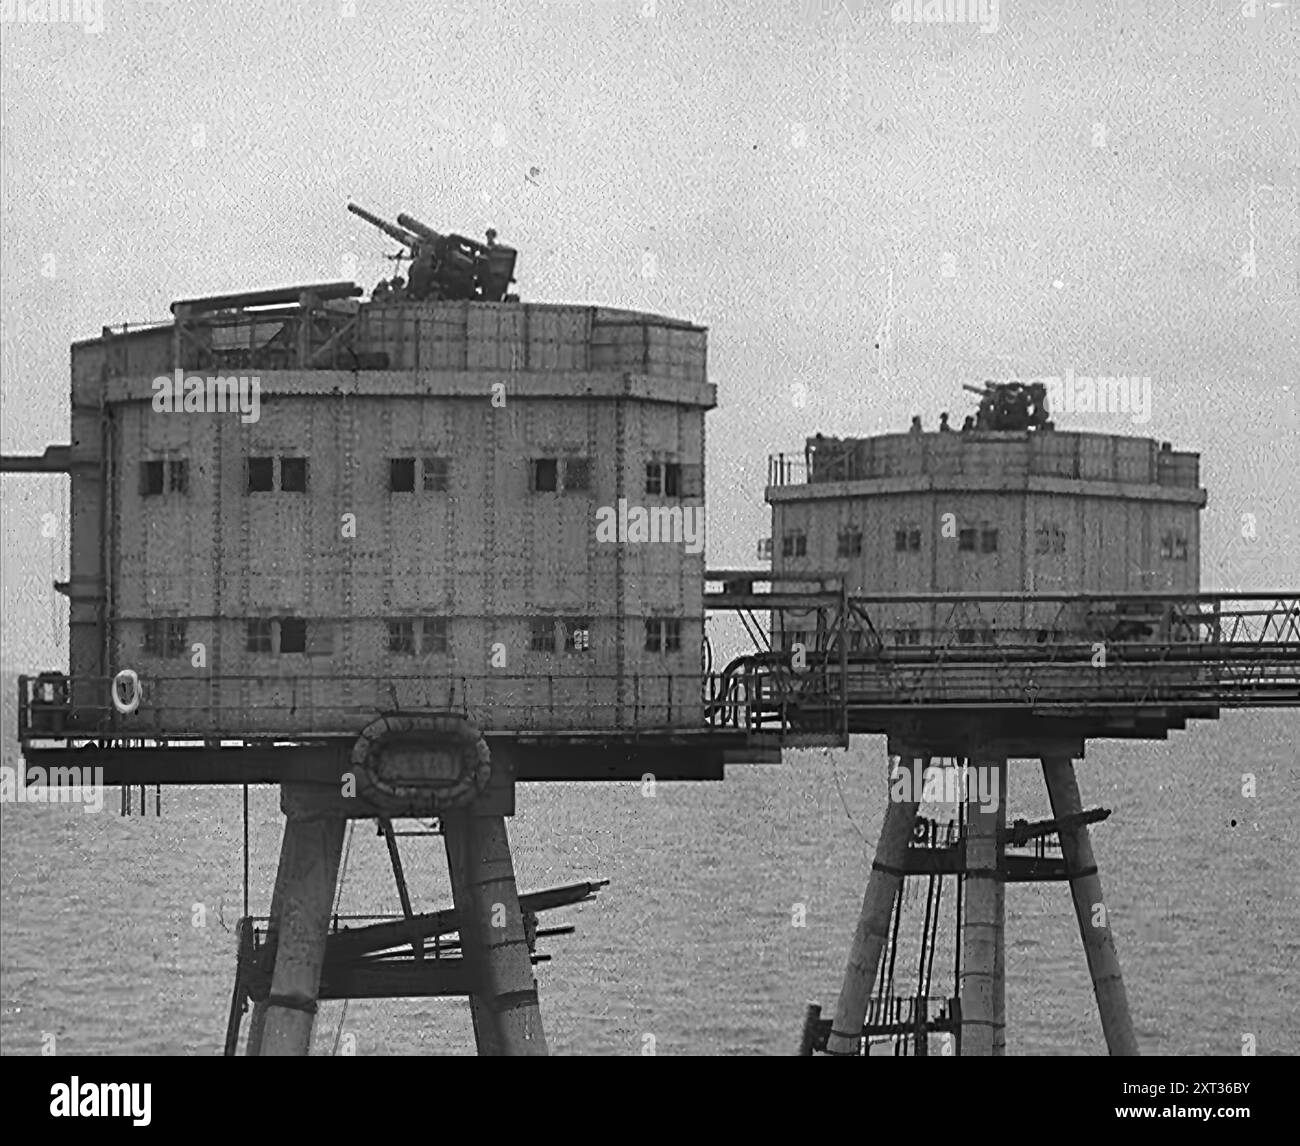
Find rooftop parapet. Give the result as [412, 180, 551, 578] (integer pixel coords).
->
[768, 431, 1200, 490]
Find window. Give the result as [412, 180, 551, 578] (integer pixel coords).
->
[645, 618, 681, 653]
[1035, 525, 1066, 556]
[895, 529, 909, 552]
[246, 618, 306, 653]
[143, 619, 187, 657]
[663, 620, 682, 652]
[562, 616, 592, 652]
[645, 461, 683, 497]
[958, 528, 977, 551]
[664, 463, 682, 497]
[280, 617, 307, 653]
[281, 457, 308, 492]
[247, 457, 274, 492]
[782, 531, 807, 558]
[422, 617, 448, 654]
[422, 457, 449, 492]
[389, 458, 416, 492]
[563, 457, 591, 492]
[388, 620, 416, 654]
[164, 619, 186, 657]
[168, 460, 188, 494]
[980, 528, 999, 554]
[908, 529, 921, 551]
[958, 627, 994, 644]
[529, 618, 556, 652]
[530, 458, 558, 492]
[140, 461, 165, 497]
[1160, 531, 1188, 561]
[246, 619, 273, 653]
[837, 529, 863, 557]
[893, 626, 921, 646]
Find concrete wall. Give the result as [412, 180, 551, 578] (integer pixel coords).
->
[768, 430, 1206, 646]
[69, 303, 712, 735]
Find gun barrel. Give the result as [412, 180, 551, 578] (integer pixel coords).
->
[348, 202, 418, 248]
[962, 383, 993, 396]
[396, 213, 442, 243]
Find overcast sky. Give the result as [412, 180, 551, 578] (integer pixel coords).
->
[1, 0, 1296, 671]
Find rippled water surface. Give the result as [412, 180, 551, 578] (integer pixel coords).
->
[2, 713, 1296, 1055]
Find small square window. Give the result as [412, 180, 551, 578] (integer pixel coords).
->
[388, 620, 415, 654]
[563, 617, 592, 652]
[143, 620, 163, 655]
[280, 617, 307, 654]
[531, 458, 558, 493]
[168, 459, 189, 494]
[981, 528, 999, 554]
[664, 463, 682, 497]
[894, 529, 909, 552]
[389, 458, 416, 492]
[838, 530, 862, 557]
[645, 462, 662, 495]
[530, 618, 556, 652]
[247, 457, 274, 493]
[246, 619, 273, 653]
[663, 619, 682, 652]
[421, 617, 448, 654]
[165, 619, 187, 658]
[563, 457, 591, 492]
[422, 457, 449, 492]
[141, 460, 165, 497]
[958, 528, 977, 551]
[281, 457, 308, 492]
[644, 619, 662, 653]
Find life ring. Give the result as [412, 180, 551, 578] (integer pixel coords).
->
[350, 712, 491, 812]
[111, 669, 142, 715]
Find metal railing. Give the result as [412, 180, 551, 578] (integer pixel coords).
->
[18, 671, 736, 742]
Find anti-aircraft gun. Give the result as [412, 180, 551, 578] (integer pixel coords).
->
[347, 202, 518, 303]
[961, 380, 1053, 432]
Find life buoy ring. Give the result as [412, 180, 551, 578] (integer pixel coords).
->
[350, 712, 491, 812]
[111, 669, 142, 715]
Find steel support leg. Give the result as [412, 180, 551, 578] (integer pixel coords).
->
[960, 755, 1006, 1056]
[244, 829, 291, 1057]
[257, 796, 346, 1057]
[826, 755, 924, 1055]
[443, 811, 547, 1056]
[1042, 755, 1139, 1056]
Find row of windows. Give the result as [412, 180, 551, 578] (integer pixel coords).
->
[1160, 531, 1189, 561]
[140, 618, 683, 656]
[784, 527, 1001, 555]
[783, 523, 1186, 562]
[141, 456, 699, 498]
[958, 528, 1000, 553]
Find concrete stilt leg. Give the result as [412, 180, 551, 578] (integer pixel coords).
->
[825, 755, 924, 1056]
[443, 811, 547, 1056]
[960, 755, 1006, 1056]
[244, 827, 290, 1057]
[1042, 755, 1139, 1056]
[258, 797, 346, 1057]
